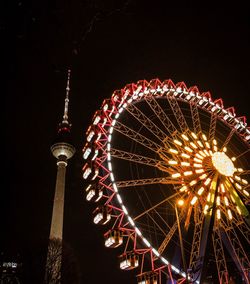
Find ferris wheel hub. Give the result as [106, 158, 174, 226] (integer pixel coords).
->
[211, 152, 235, 176]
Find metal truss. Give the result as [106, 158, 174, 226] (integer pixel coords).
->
[110, 148, 168, 169]
[166, 94, 188, 132]
[116, 177, 180, 188]
[125, 102, 168, 143]
[212, 226, 229, 284]
[144, 95, 178, 136]
[114, 120, 161, 153]
[208, 113, 217, 141]
[190, 100, 202, 134]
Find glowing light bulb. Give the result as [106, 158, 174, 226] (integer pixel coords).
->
[197, 187, 205, 195]
[169, 148, 178, 154]
[205, 142, 210, 149]
[227, 209, 233, 220]
[179, 185, 187, 192]
[194, 163, 202, 168]
[169, 160, 178, 165]
[194, 158, 202, 163]
[172, 173, 181, 178]
[182, 134, 189, 141]
[184, 171, 193, 176]
[181, 161, 190, 166]
[243, 190, 249, 196]
[190, 142, 197, 149]
[202, 134, 207, 141]
[204, 178, 211, 186]
[197, 141, 204, 148]
[189, 180, 197, 186]
[195, 169, 204, 174]
[181, 153, 190, 159]
[191, 132, 198, 139]
[199, 174, 207, 180]
[184, 146, 193, 153]
[174, 140, 182, 146]
[216, 209, 221, 219]
[242, 179, 248, 185]
[191, 196, 198, 205]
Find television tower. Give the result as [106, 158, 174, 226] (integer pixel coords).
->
[45, 70, 75, 283]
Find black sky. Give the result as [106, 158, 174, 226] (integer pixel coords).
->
[3, 0, 250, 283]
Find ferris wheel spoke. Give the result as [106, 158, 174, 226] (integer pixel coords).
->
[221, 127, 236, 149]
[113, 120, 162, 153]
[208, 113, 217, 141]
[234, 219, 250, 245]
[238, 169, 250, 175]
[125, 103, 168, 143]
[212, 228, 229, 283]
[144, 95, 178, 137]
[190, 100, 202, 134]
[157, 211, 185, 256]
[189, 205, 204, 273]
[167, 94, 189, 133]
[133, 192, 180, 222]
[236, 148, 250, 159]
[220, 218, 250, 282]
[110, 148, 168, 169]
[116, 177, 181, 188]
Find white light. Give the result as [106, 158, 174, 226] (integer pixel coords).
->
[169, 148, 178, 154]
[194, 157, 202, 163]
[204, 178, 211, 186]
[181, 153, 190, 159]
[113, 183, 118, 192]
[191, 132, 198, 139]
[216, 209, 221, 219]
[227, 209, 233, 220]
[117, 194, 122, 204]
[190, 142, 197, 149]
[143, 238, 151, 247]
[197, 140, 204, 148]
[152, 248, 160, 257]
[174, 139, 182, 146]
[199, 174, 207, 180]
[135, 227, 142, 236]
[195, 169, 204, 174]
[169, 160, 178, 165]
[181, 161, 190, 166]
[194, 163, 202, 168]
[212, 152, 235, 176]
[172, 173, 181, 178]
[179, 185, 187, 192]
[197, 187, 205, 195]
[184, 171, 193, 176]
[185, 146, 193, 153]
[191, 196, 198, 205]
[110, 172, 114, 182]
[128, 216, 135, 226]
[182, 134, 189, 141]
[190, 180, 197, 186]
[205, 142, 210, 149]
[122, 205, 128, 215]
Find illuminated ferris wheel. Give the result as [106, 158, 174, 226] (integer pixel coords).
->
[82, 79, 250, 283]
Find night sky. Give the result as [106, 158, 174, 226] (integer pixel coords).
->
[3, 0, 250, 283]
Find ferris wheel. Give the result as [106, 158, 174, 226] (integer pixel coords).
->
[82, 79, 250, 284]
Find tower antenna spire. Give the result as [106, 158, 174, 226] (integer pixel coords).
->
[62, 69, 71, 124]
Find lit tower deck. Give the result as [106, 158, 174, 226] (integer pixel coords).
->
[45, 70, 75, 283]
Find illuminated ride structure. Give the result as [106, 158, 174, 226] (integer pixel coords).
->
[82, 79, 250, 283]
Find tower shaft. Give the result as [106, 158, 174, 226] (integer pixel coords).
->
[49, 159, 67, 240]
